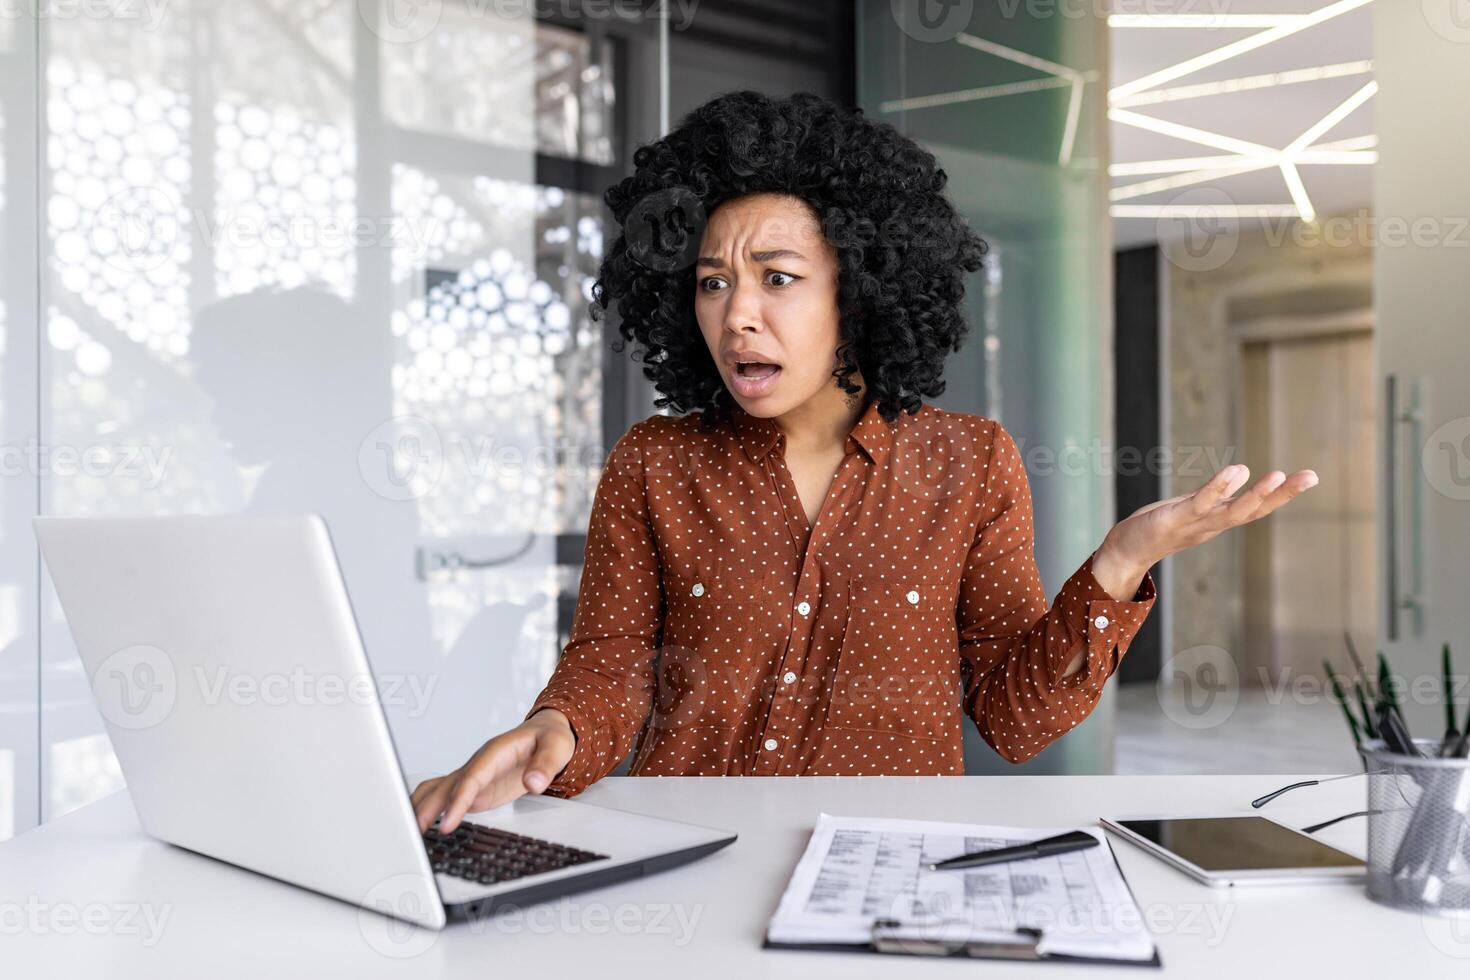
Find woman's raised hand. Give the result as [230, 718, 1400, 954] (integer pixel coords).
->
[1099, 463, 1319, 577]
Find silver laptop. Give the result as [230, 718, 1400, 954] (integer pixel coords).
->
[34, 514, 736, 930]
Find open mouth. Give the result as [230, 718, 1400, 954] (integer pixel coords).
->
[735, 361, 781, 380]
[731, 358, 782, 396]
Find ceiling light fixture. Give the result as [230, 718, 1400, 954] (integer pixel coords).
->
[1111, 61, 1374, 108]
[1109, 0, 1375, 102]
[1111, 148, 1376, 177]
[1278, 159, 1315, 221]
[1108, 108, 1278, 157]
[1284, 80, 1379, 155]
[878, 32, 1094, 166]
[955, 32, 1088, 165]
[1111, 204, 1302, 219]
[1109, 14, 1307, 29]
[1110, 75, 1377, 216]
[879, 74, 1078, 114]
[1110, 161, 1281, 201]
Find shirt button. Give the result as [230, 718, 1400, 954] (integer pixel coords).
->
[691, 583, 705, 597]
[1093, 614, 1110, 630]
[782, 671, 797, 684]
[763, 738, 779, 751]
[796, 600, 811, 616]
[906, 590, 920, 605]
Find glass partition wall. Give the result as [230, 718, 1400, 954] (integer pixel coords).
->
[0, 1, 667, 838]
[859, 2, 1116, 773]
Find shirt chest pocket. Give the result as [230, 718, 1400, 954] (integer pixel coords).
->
[647, 565, 781, 737]
[824, 573, 961, 739]
[662, 565, 781, 657]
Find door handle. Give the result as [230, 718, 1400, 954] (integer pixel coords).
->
[1385, 374, 1427, 640]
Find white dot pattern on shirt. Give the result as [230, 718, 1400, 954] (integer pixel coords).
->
[523, 399, 1157, 797]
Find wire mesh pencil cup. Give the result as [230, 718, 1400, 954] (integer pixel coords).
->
[1358, 738, 1470, 916]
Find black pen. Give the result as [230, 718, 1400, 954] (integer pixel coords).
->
[928, 830, 1099, 871]
[1453, 730, 1470, 758]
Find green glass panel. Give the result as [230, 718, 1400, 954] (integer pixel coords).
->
[858, 2, 1115, 773]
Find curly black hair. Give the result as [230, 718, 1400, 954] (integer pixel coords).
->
[589, 90, 989, 431]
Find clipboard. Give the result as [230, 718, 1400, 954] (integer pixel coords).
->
[761, 834, 1163, 967]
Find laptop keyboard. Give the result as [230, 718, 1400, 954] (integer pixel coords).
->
[423, 820, 609, 886]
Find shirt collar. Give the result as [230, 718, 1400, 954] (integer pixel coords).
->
[729, 396, 899, 465]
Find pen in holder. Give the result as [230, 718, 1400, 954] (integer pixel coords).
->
[1358, 737, 1470, 916]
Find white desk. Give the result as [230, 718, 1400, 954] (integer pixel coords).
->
[4, 774, 1462, 977]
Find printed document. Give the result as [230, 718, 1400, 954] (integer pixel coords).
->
[766, 813, 1156, 961]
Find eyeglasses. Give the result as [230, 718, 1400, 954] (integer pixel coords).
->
[1250, 770, 1398, 834]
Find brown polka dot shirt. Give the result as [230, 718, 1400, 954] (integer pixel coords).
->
[523, 398, 1157, 797]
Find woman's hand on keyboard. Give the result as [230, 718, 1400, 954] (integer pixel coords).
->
[410, 708, 576, 834]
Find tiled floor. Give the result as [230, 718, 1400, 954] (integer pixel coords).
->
[1114, 683, 1362, 775]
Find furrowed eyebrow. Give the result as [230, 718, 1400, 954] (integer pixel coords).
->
[696, 248, 808, 269]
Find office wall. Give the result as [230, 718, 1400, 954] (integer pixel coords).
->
[857, 2, 1117, 774]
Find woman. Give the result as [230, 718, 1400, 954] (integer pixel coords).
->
[413, 91, 1316, 835]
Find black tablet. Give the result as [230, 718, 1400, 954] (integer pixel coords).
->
[1101, 816, 1365, 887]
